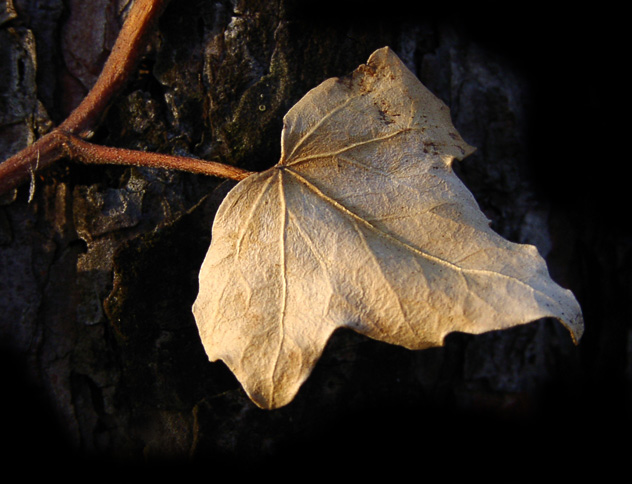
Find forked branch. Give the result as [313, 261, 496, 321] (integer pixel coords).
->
[0, 0, 253, 195]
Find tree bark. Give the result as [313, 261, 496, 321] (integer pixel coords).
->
[1, 0, 629, 475]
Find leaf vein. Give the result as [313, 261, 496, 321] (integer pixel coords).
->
[271, 169, 289, 408]
[350, 218, 417, 339]
[235, 174, 276, 259]
[283, 168, 557, 307]
[284, 94, 360, 162]
[286, 128, 416, 167]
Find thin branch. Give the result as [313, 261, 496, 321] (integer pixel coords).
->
[59, 0, 170, 136]
[1, 0, 253, 194]
[0, 131, 65, 194]
[1, 0, 171, 194]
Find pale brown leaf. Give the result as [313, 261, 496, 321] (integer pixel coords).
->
[192, 47, 583, 409]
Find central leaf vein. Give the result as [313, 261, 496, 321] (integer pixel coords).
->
[269, 170, 290, 407]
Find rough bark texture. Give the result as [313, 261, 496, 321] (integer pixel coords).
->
[1, 0, 629, 477]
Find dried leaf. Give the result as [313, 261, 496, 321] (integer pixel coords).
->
[192, 47, 583, 409]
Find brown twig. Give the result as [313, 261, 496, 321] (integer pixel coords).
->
[0, 0, 253, 195]
[63, 133, 252, 181]
[60, 0, 170, 137]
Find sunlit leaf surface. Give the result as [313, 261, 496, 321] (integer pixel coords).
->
[193, 47, 583, 409]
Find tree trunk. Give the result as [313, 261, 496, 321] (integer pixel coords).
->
[1, 0, 629, 476]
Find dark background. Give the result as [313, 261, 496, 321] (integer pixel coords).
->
[1, 0, 629, 479]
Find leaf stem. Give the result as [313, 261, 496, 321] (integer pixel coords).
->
[63, 133, 252, 181]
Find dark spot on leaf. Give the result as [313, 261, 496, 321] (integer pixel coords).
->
[378, 109, 394, 125]
[336, 73, 355, 90]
